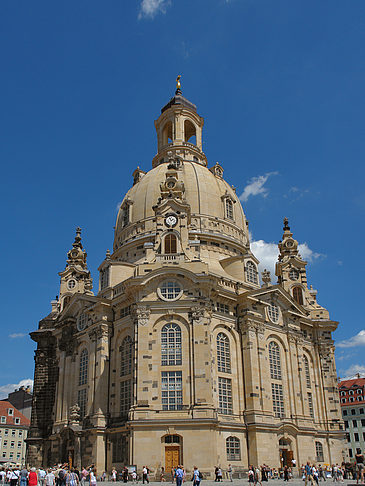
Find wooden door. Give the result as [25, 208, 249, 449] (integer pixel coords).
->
[165, 446, 180, 472]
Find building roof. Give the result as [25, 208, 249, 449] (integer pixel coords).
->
[338, 377, 365, 407]
[339, 377, 365, 389]
[0, 400, 30, 427]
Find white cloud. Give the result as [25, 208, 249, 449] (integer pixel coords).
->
[250, 240, 279, 281]
[9, 333, 26, 339]
[250, 239, 323, 284]
[138, 0, 171, 19]
[239, 171, 278, 202]
[337, 330, 365, 348]
[0, 379, 33, 400]
[339, 364, 365, 380]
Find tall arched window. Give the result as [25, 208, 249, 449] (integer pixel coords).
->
[269, 342, 281, 380]
[226, 436, 241, 461]
[217, 333, 231, 373]
[225, 199, 234, 220]
[161, 323, 182, 366]
[303, 355, 311, 388]
[79, 349, 88, 386]
[120, 336, 133, 377]
[293, 286, 304, 305]
[184, 119, 196, 143]
[246, 261, 258, 284]
[165, 234, 177, 254]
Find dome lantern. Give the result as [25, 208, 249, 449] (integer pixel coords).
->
[152, 76, 207, 168]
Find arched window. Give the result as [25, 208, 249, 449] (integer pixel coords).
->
[226, 436, 241, 461]
[217, 333, 231, 373]
[246, 261, 258, 284]
[184, 119, 196, 144]
[79, 349, 88, 386]
[269, 341, 281, 380]
[163, 121, 173, 145]
[303, 355, 311, 388]
[315, 441, 324, 462]
[293, 286, 304, 305]
[120, 336, 133, 377]
[225, 199, 234, 220]
[164, 234, 177, 254]
[161, 323, 182, 366]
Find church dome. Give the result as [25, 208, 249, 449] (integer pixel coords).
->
[113, 81, 250, 263]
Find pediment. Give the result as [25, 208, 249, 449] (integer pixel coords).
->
[59, 293, 99, 321]
[247, 285, 309, 317]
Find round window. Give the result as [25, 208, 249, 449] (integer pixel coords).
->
[289, 269, 299, 281]
[158, 281, 183, 301]
[77, 313, 88, 331]
[67, 279, 76, 290]
[268, 303, 279, 323]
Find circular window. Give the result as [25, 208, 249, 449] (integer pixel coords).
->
[286, 239, 294, 247]
[158, 280, 183, 301]
[167, 180, 176, 189]
[67, 279, 76, 290]
[268, 303, 279, 323]
[289, 269, 299, 281]
[77, 313, 88, 331]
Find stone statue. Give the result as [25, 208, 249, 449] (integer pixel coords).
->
[69, 404, 81, 424]
[176, 75, 181, 91]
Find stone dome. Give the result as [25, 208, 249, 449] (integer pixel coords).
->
[113, 160, 249, 253]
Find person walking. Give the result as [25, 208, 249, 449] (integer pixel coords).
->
[174, 466, 184, 486]
[304, 463, 315, 486]
[19, 468, 28, 486]
[283, 466, 289, 482]
[28, 468, 38, 486]
[192, 467, 201, 486]
[227, 465, 233, 482]
[355, 450, 365, 484]
[89, 469, 97, 486]
[142, 467, 149, 485]
[45, 469, 56, 486]
[248, 467, 255, 484]
[66, 469, 79, 486]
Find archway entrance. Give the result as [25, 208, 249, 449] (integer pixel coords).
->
[279, 438, 293, 467]
[164, 435, 181, 474]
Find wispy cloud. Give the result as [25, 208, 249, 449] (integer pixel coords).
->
[0, 379, 33, 400]
[339, 364, 365, 380]
[138, 0, 171, 19]
[239, 172, 278, 202]
[250, 239, 323, 283]
[9, 333, 26, 339]
[337, 330, 365, 348]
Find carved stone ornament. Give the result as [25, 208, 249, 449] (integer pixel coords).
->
[69, 403, 81, 424]
[190, 306, 205, 323]
[59, 325, 77, 356]
[132, 306, 151, 326]
[318, 343, 334, 359]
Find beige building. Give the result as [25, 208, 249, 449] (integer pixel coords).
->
[27, 83, 345, 475]
[0, 401, 29, 467]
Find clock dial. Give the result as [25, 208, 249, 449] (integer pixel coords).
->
[165, 215, 178, 227]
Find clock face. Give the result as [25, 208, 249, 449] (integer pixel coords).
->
[165, 215, 178, 227]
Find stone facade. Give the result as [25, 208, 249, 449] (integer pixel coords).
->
[27, 84, 345, 475]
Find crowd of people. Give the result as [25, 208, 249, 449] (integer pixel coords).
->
[0, 453, 363, 485]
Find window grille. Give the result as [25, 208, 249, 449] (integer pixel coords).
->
[218, 377, 233, 415]
[268, 304, 279, 323]
[160, 281, 181, 300]
[161, 324, 182, 366]
[79, 349, 88, 386]
[120, 306, 131, 318]
[161, 371, 183, 410]
[225, 199, 234, 220]
[271, 383, 284, 418]
[246, 261, 258, 284]
[308, 392, 314, 418]
[315, 441, 324, 462]
[217, 333, 231, 373]
[269, 342, 282, 380]
[100, 267, 109, 290]
[304, 355, 311, 388]
[226, 436, 241, 461]
[216, 302, 230, 314]
[120, 379, 132, 416]
[78, 388, 87, 419]
[120, 336, 133, 377]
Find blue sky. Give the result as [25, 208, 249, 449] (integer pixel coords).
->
[1, 0, 364, 397]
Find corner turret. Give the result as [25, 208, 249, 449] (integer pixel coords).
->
[58, 227, 93, 310]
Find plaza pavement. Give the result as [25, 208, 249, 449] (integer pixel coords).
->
[98, 480, 357, 486]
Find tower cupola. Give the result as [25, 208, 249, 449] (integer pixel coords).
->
[153, 76, 207, 168]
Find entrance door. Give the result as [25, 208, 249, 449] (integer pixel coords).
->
[165, 446, 180, 473]
[280, 449, 293, 467]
